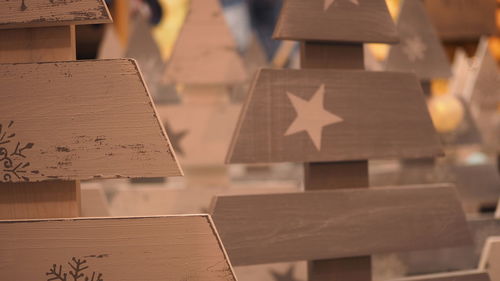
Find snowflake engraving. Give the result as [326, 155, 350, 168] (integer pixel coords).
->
[402, 35, 427, 62]
[46, 257, 104, 281]
[0, 121, 38, 182]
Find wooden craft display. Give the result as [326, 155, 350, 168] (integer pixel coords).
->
[391, 271, 491, 281]
[213, 1, 471, 281]
[480, 237, 500, 281]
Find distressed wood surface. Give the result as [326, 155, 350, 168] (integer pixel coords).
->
[0, 59, 181, 182]
[398, 218, 500, 274]
[391, 271, 491, 281]
[164, 0, 247, 85]
[273, 0, 398, 43]
[480, 237, 500, 281]
[0, 215, 237, 281]
[386, 0, 451, 80]
[0, 0, 112, 29]
[424, 0, 497, 41]
[227, 69, 442, 164]
[210, 184, 470, 266]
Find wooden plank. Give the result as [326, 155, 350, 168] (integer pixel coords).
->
[226, 69, 442, 164]
[424, 0, 497, 41]
[304, 161, 368, 190]
[0, 0, 112, 29]
[210, 184, 470, 266]
[0, 59, 181, 182]
[300, 42, 364, 69]
[308, 256, 370, 281]
[273, 0, 398, 43]
[0, 215, 237, 281]
[391, 270, 491, 281]
[0, 180, 80, 219]
[163, 0, 247, 85]
[386, 0, 451, 80]
[0, 26, 75, 63]
[480, 237, 500, 281]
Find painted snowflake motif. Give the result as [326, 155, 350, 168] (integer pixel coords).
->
[402, 35, 427, 62]
[46, 257, 104, 281]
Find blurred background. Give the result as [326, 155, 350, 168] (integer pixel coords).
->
[77, 1, 500, 280]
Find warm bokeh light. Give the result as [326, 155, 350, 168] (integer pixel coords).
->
[428, 94, 465, 133]
[431, 79, 449, 96]
[154, 0, 190, 60]
[366, 0, 400, 61]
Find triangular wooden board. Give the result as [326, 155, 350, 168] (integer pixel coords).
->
[424, 0, 497, 41]
[156, 103, 241, 166]
[397, 218, 500, 274]
[0, 215, 237, 281]
[0, 59, 181, 182]
[227, 69, 442, 164]
[210, 184, 470, 266]
[273, 0, 398, 43]
[0, 0, 112, 29]
[97, 24, 124, 59]
[391, 271, 491, 281]
[386, 0, 451, 80]
[450, 48, 472, 99]
[163, 0, 248, 85]
[81, 184, 110, 217]
[480, 237, 500, 281]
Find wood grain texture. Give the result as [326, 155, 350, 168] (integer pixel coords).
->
[0, 26, 75, 63]
[0, 180, 80, 219]
[308, 256, 371, 281]
[210, 184, 470, 266]
[164, 0, 247, 85]
[391, 271, 491, 281]
[0, 0, 112, 29]
[300, 42, 364, 70]
[386, 0, 451, 80]
[0, 215, 237, 281]
[0, 59, 181, 182]
[304, 161, 368, 190]
[424, 0, 497, 41]
[273, 0, 398, 43]
[227, 68, 442, 164]
[480, 237, 500, 281]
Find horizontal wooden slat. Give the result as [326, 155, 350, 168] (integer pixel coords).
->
[211, 184, 470, 266]
[273, 0, 398, 43]
[0, 59, 181, 182]
[227, 69, 442, 164]
[0, 215, 237, 281]
[391, 271, 491, 281]
[0, 0, 112, 29]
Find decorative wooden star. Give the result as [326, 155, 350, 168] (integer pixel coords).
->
[402, 35, 427, 62]
[270, 265, 301, 281]
[285, 84, 343, 151]
[324, 0, 359, 11]
[163, 121, 188, 156]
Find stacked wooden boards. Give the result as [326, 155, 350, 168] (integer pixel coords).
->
[211, 1, 471, 281]
[0, 1, 238, 280]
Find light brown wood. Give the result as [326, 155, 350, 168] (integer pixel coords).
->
[300, 42, 364, 70]
[391, 270, 491, 281]
[210, 184, 470, 266]
[0, 180, 80, 219]
[227, 69, 442, 164]
[0, 26, 75, 63]
[0, 215, 237, 281]
[164, 0, 247, 85]
[0, 0, 111, 29]
[304, 161, 368, 190]
[273, 0, 398, 43]
[386, 0, 451, 80]
[480, 237, 500, 281]
[0, 59, 182, 182]
[81, 184, 109, 217]
[424, 0, 497, 41]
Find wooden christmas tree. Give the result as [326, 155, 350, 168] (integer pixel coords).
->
[211, 0, 471, 280]
[0, 1, 238, 280]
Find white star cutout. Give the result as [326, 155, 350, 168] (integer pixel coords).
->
[324, 0, 359, 11]
[402, 35, 427, 62]
[285, 84, 343, 151]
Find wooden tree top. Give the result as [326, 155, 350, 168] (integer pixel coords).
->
[424, 0, 497, 41]
[273, 0, 398, 43]
[210, 184, 470, 265]
[163, 0, 248, 85]
[386, 0, 451, 80]
[0, 215, 237, 281]
[226, 69, 442, 164]
[0, 0, 112, 29]
[0, 59, 182, 182]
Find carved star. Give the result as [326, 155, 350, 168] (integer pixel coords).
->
[270, 265, 301, 281]
[324, 0, 359, 11]
[163, 121, 188, 156]
[285, 84, 343, 151]
[402, 35, 427, 62]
